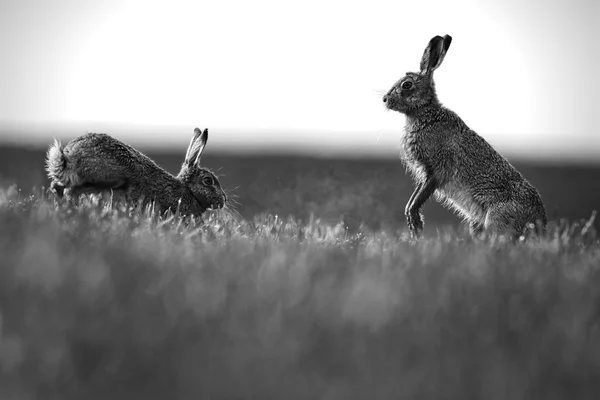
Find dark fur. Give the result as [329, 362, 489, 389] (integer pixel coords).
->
[383, 35, 547, 238]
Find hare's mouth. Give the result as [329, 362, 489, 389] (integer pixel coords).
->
[191, 191, 225, 211]
[383, 96, 399, 111]
[210, 198, 225, 210]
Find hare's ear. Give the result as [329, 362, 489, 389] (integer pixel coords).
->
[184, 128, 208, 166]
[420, 34, 452, 75]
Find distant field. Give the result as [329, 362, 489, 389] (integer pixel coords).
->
[0, 189, 599, 399]
[1, 145, 599, 232]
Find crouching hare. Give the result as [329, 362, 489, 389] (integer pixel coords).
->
[46, 127, 226, 217]
[383, 35, 547, 238]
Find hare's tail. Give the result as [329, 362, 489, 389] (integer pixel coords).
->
[46, 139, 67, 182]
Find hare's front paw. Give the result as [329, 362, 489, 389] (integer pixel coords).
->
[406, 209, 424, 238]
[49, 181, 65, 198]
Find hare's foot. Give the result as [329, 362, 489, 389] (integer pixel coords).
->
[48, 181, 80, 205]
[469, 220, 485, 239]
[49, 181, 65, 198]
[62, 188, 81, 205]
[406, 209, 424, 238]
[405, 178, 437, 239]
[484, 205, 518, 238]
[65, 184, 101, 205]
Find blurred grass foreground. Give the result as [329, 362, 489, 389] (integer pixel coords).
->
[1, 185, 600, 400]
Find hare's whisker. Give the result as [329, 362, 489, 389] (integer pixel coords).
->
[225, 203, 243, 220]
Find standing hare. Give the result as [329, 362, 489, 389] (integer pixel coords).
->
[46, 127, 226, 217]
[383, 35, 547, 238]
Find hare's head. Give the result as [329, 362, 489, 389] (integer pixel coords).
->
[383, 34, 452, 115]
[177, 128, 227, 211]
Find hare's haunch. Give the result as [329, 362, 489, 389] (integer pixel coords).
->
[46, 127, 226, 217]
[383, 35, 546, 238]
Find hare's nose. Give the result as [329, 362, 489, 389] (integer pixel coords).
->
[383, 95, 388, 103]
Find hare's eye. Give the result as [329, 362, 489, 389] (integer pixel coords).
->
[401, 81, 413, 90]
[202, 177, 214, 186]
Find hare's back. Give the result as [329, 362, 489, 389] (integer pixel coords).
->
[449, 129, 543, 209]
[63, 133, 152, 177]
[453, 129, 521, 181]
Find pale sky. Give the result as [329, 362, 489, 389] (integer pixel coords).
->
[0, 0, 598, 160]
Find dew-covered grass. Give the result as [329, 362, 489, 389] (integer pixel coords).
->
[0, 185, 599, 400]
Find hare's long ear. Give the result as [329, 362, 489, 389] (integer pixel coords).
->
[420, 34, 452, 75]
[184, 127, 208, 166]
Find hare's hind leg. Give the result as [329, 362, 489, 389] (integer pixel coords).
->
[63, 185, 94, 205]
[49, 180, 65, 198]
[469, 220, 485, 239]
[64, 181, 125, 206]
[122, 184, 155, 212]
[48, 180, 82, 205]
[483, 203, 522, 239]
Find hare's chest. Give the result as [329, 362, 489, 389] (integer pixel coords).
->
[400, 128, 428, 181]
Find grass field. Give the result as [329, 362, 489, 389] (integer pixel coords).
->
[2, 145, 600, 232]
[1, 185, 600, 399]
[1, 142, 600, 399]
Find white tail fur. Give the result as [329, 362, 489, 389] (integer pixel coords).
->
[45, 139, 66, 181]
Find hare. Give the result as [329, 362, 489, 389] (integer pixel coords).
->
[383, 35, 547, 238]
[46, 127, 226, 217]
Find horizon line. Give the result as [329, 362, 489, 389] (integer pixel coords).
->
[0, 119, 598, 165]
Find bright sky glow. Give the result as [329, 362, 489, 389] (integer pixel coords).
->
[0, 0, 598, 159]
